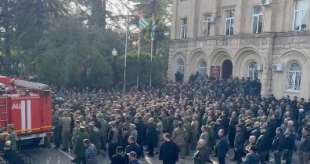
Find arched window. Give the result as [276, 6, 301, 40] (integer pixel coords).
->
[198, 60, 207, 76]
[176, 58, 185, 74]
[248, 62, 258, 80]
[287, 63, 301, 91]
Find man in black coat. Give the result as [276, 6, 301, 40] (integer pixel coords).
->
[146, 119, 158, 157]
[135, 117, 146, 146]
[298, 127, 310, 164]
[282, 127, 296, 164]
[233, 125, 245, 164]
[125, 136, 144, 159]
[111, 146, 128, 164]
[159, 133, 180, 164]
[228, 112, 238, 147]
[215, 129, 229, 164]
[256, 128, 269, 164]
[272, 127, 285, 164]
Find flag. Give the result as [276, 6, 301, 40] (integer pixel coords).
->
[139, 17, 149, 30]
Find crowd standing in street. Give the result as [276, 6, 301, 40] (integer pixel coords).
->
[51, 76, 310, 164]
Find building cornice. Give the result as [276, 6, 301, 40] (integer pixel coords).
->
[170, 31, 310, 44]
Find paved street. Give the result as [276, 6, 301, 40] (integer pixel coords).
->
[21, 147, 208, 164]
[21, 147, 299, 164]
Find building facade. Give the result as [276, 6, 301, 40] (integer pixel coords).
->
[168, 0, 310, 99]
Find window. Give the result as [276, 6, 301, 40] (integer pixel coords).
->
[287, 63, 301, 91]
[224, 9, 235, 35]
[201, 15, 212, 36]
[248, 62, 258, 80]
[198, 60, 207, 76]
[176, 58, 185, 73]
[294, 0, 309, 31]
[180, 18, 188, 39]
[253, 6, 263, 33]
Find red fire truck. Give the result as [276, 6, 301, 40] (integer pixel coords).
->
[0, 76, 52, 143]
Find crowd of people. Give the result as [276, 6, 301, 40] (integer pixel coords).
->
[52, 76, 310, 164]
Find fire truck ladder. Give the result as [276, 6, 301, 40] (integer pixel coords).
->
[0, 97, 9, 128]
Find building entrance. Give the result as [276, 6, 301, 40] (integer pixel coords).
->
[222, 59, 233, 79]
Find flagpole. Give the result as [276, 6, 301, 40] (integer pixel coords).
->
[123, 14, 129, 93]
[149, 34, 153, 88]
[137, 31, 141, 89]
[149, 4, 156, 88]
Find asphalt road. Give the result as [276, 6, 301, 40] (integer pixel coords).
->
[21, 147, 299, 164]
[21, 147, 198, 164]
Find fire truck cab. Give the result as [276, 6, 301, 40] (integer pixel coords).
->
[0, 76, 52, 143]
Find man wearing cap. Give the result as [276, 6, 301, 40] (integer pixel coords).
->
[159, 133, 180, 164]
[83, 139, 98, 164]
[128, 151, 142, 164]
[73, 126, 89, 164]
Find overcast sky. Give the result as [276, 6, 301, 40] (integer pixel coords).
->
[106, 0, 139, 31]
[107, 0, 135, 16]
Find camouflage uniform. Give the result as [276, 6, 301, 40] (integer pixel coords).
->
[89, 124, 101, 153]
[73, 127, 89, 164]
[60, 113, 72, 150]
[7, 125, 17, 151]
[97, 113, 108, 150]
[172, 126, 187, 158]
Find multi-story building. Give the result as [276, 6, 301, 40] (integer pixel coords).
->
[168, 0, 310, 99]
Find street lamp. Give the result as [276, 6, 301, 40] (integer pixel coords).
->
[121, 14, 130, 93]
[111, 48, 118, 87]
[112, 48, 118, 88]
[112, 48, 118, 57]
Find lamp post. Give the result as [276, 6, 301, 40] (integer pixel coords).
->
[112, 48, 118, 57]
[123, 15, 129, 93]
[112, 48, 118, 87]
[132, 41, 140, 89]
